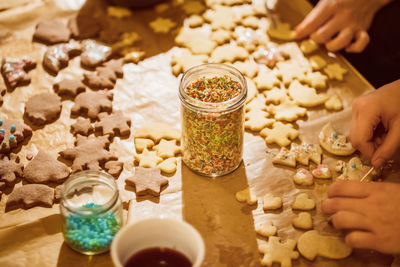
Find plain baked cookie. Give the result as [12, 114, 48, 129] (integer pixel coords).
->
[24, 93, 62, 125]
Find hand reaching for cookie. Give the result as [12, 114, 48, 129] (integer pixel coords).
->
[322, 180, 400, 254]
[295, 0, 392, 53]
[351, 79, 400, 168]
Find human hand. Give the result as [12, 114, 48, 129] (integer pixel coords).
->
[322, 180, 400, 254]
[295, 0, 391, 53]
[351, 79, 400, 168]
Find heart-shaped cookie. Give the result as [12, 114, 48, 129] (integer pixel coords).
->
[292, 212, 312, 230]
[292, 193, 315, 210]
[263, 193, 282, 210]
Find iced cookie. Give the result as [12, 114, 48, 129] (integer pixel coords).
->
[153, 139, 181, 158]
[267, 21, 295, 41]
[6, 184, 55, 209]
[33, 20, 70, 44]
[81, 40, 112, 68]
[271, 147, 296, 168]
[182, 1, 205, 14]
[258, 237, 299, 267]
[134, 123, 180, 143]
[300, 39, 318, 54]
[1, 57, 36, 89]
[71, 91, 113, 119]
[305, 72, 328, 89]
[260, 122, 299, 147]
[254, 68, 280, 91]
[24, 93, 62, 125]
[95, 111, 131, 138]
[135, 148, 163, 168]
[175, 27, 217, 54]
[104, 160, 124, 178]
[292, 193, 315, 210]
[203, 5, 237, 30]
[312, 164, 332, 179]
[255, 220, 277, 237]
[60, 135, 117, 172]
[263, 193, 282, 210]
[125, 167, 168, 196]
[71, 118, 93, 136]
[210, 44, 248, 63]
[158, 157, 178, 174]
[236, 187, 257, 205]
[232, 60, 259, 78]
[319, 122, 355, 156]
[290, 142, 322, 165]
[309, 55, 327, 71]
[53, 78, 86, 98]
[23, 150, 70, 183]
[134, 138, 155, 153]
[324, 63, 347, 81]
[43, 42, 81, 74]
[337, 157, 376, 181]
[325, 94, 343, 111]
[0, 119, 32, 154]
[297, 230, 352, 260]
[149, 17, 177, 34]
[293, 168, 313, 186]
[270, 99, 307, 122]
[292, 212, 313, 230]
[276, 61, 307, 86]
[0, 153, 23, 185]
[68, 14, 101, 39]
[253, 44, 289, 68]
[264, 87, 287, 105]
[288, 80, 327, 107]
[171, 48, 208, 76]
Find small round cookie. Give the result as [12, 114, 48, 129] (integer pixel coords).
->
[24, 93, 62, 125]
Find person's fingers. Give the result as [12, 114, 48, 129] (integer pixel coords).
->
[345, 231, 377, 250]
[295, 0, 333, 39]
[327, 180, 373, 198]
[325, 27, 355, 52]
[345, 30, 370, 53]
[331, 211, 371, 231]
[322, 197, 367, 215]
[371, 118, 400, 168]
[310, 16, 343, 44]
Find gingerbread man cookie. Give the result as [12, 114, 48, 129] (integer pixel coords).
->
[271, 147, 296, 168]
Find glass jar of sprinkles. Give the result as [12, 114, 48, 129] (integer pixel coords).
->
[60, 170, 122, 255]
[179, 63, 247, 177]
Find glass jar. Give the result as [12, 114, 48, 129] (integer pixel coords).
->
[60, 170, 123, 255]
[179, 63, 247, 177]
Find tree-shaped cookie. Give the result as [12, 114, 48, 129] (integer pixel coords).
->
[134, 122, 180, 143]
[71, 91, 113, 119]
[95, 111, 131, 138]
[60, 134, 117, 172]
[6, 184, 55, 209]
[271, 147, 296, 167]
[0, 153, 23, 185]
[125, 167, 168, 196]
[0, 118, 32, 154]
[288, 80, 327, 107]
[260, 122, 299, 147]
[258, 236, 299, 267]
[171, 48, 208, 76]
[134, 148, 163, 168]
[325, 94, 343, 111]
[24, 93, 62, 125]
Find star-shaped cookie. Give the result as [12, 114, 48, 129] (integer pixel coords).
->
[153, 139, 181, 158]
[135, 148, 163, 168]
[125, 167, 168, 196]
[95, 111, 131, 138]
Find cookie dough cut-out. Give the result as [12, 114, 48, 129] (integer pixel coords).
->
[175, 27, 217, 55]
[263, 193, 282, 210]
[325, 94, 343, 111]
[271, 147, 296, 167]
[292, 212, 313, 230]
[210, 44, 249, 63]
[276, 61, 307, 86]
[171, 48, 208, 76]
[232, 60, 259, 79]
[292, 193, 315, 210]
[149, 17, 177, 34]
[293, 168, 313, 186]
[255, 220, 277, 237]
[6, 184, 55, 209]
[153, 139, 181, 158]
[319, 122, 355, 156]
[24, 93, 62, 125]
[337, 157, 377, 181]
[33, 20, 70, 44]
[258, 237, 299, 267]
[203, 5, 238, 30]
[288, 80, 327, 107]
[125, 167, 168, 196]
[0, 153, 23, 185]
[235, 187, 257, 205]
[324, 63, 347, 81]
[71, 91, 113, 119]
[134, 122, 180, 143]
[260, 122, 299, 147]
[210, 29, 231, 45]
[104, 160, 124, 177]
[134, 138, 155, 153]
[254, 68, 280, 91]
[95, 111, 131, 138]
[135, 148, 163, 168]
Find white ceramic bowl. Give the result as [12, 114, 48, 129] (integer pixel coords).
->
[111, 218, 205, 267]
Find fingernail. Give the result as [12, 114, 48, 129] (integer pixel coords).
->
[373, 158, 385, 168]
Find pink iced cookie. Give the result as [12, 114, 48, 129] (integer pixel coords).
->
[312, 164, 332, 179]
[294, 168, 313, 185]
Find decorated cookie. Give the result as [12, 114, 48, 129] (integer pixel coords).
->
[182, 1, 205, 14]
[71, 91, 113, 119]
[0, 119, 32, 154]
[68, 14, 101, 39]
[263, 193, 282, 210]
[309, 55, 327, 71]
[292, 193, 315, 210]
[210, 29, 231, 45]
[324, 63, 347, 81]
[292, 212, 313, 230]
[292, 142, 322, 165]
[258, 237, 299, 267]
[54, 78, 86, 98]
[171, 48, 208, 76]
[255, 220, 277, 237]
[305, 71, 328, 89]
[276, 61, 307, 86]
[233, 27, 267, 52]
[153, 139, 181, 158]
[83, 67, 117, 89]
[71, 118, 93, 136]
[319, 122, 355, 156]
[297, 230, 352, 260]
[271, 147, 296, 167]
[312, 164, 332, 179]
[134, 122, 180, 143]
[325, 94, 343, 111]
[134, 138, 155, 153]
[0, 153, 23, 185]
[81, 40, 112, 68]
[335, 160, 346, 173]
[254, 68, 280, 91]
[267, 21, 295, 41]
[253, 44, 289, 68]
[158, 157, 178, 174]
[288, 80, 327, 107]
[60, 135, 117, 172]
[23, 150, 70, 183]
[135, 148, 163, 168]
[300, 39, 318, 54]
[104, 160, 124, 178]
[270, 99, 307, 122]
[125, 167, 168, 196]
[337, 157, 376, 181]
[1, 57, 36, 89]
[175, 27, 217, 55]
[232, 60, 259, 78]
[33, 20, 70, 44]
[95, 111, 131, 138]
[149, 17, 177, 34]
[107, 6, 132, 18]
[293, 168, 313, 186]
[210, 44, 249, 63]
[203, 5, 237, 30]
[6, 184, 55, 209]
[24, 93, 62, 125]
[43, 42, 81, 74]
[235, 187, 257, 205]
[260, 122, 299, 147]
[264, 87, 287, 105]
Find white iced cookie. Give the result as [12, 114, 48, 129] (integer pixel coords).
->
[236, 187, 258, 205]
[300, 39, 318, 54]
[292, 193, 315, 210]
[312, 164, 332, 179]
[319, 122, 355, 156]
[297, 230, 352, 261]
[325, 94, 343, 111]
[288, 80, 328, 107]
[263, 193, 283, 210]
[271, 147, 297, 168]
[294, 168, 314, 186]
[255, 220, 277, 237]
[290, 142, 322, 166]
[337, 157, 376, 181]
[292, 212, 313, 230]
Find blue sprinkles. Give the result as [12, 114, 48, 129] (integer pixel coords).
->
[0, 129, 4, 134]
[351, 164, 356, 168]
[333, 132, 338, 138]
[65, 203, 120, 253]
